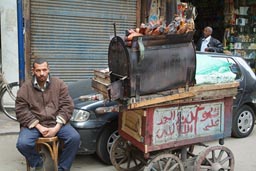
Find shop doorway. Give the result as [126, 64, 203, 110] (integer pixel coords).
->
[182, 0, 225, 45]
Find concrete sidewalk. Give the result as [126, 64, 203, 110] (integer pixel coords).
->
[0, 112, 30, 171]
[0, 112, 115, 171]
[0, 111, 19, 135]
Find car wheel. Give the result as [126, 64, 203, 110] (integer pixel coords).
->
[96, 121, 119, 165]
[232, 105, 255, 138]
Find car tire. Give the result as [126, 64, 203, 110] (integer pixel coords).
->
[232, 105, 255, 138]
[96, 121, 119, 165]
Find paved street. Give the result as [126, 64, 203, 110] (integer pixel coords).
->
[0, 112, 256, 171]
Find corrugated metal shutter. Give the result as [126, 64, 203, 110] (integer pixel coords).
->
[30, 0, 137, 83]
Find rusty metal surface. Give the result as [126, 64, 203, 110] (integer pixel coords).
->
[108, 32, 196, 99]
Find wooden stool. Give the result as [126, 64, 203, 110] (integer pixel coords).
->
[26, 136, 59, 171]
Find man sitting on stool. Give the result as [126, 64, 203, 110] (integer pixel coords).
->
[16, 58, 80, 171]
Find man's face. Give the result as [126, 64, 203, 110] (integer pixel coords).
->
[203, 28, 211, 38]
[32, 62, 49, 83]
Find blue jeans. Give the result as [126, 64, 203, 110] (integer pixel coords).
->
[16, 124, 80, 171]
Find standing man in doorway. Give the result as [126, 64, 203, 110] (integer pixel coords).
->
[16, 58, 80, 171]
[196, 26, 224, 53]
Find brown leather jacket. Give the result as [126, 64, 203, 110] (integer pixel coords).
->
[16, 76, 74, 128]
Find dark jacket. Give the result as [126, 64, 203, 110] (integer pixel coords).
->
[16, 76, 74, 128]
[196, 37, 224, 53]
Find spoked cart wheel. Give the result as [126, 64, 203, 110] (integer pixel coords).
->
[194, 146, 235, 171]
[144, 153, 185, 171]
[0, 82, 19, 121]
[110, 136, 146, 171]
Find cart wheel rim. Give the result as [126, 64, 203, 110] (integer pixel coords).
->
[144, 153, 185, 171]
[110, 136, 146, 171]
[195, 145, 235, 171]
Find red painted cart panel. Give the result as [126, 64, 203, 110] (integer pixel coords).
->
[119, 97, 233, 153]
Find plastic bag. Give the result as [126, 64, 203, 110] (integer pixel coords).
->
[196, 54, 236, 84]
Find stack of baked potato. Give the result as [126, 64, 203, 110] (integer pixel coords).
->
[124, 15, 195, 46]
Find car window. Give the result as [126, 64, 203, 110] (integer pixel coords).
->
[207, 56, 242, 80]
[196, 54, 238, 84]
[67, 79, 96, 99]
[226, 58, 242, 80]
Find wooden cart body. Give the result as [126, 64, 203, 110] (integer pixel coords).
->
[116, 82, 238, 154]
[119, 97, 233, 154]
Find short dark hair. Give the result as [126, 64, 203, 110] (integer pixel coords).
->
[33, 58, 48, 68]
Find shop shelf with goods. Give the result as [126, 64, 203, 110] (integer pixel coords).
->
[224, 3, 256, 72]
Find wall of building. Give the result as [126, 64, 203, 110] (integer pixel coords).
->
[0, 0, 19, 83]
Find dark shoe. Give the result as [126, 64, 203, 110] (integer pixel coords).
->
[30, 166, 44, 171]
[33, 153, 45, 171]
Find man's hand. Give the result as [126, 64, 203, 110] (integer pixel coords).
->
[205, 47, 215, 52]
[35, 123, 49, 136]
[43, 123, 62, 137]
[35, 123, 62, 137]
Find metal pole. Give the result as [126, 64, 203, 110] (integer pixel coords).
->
[17, 0, 25, 85]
